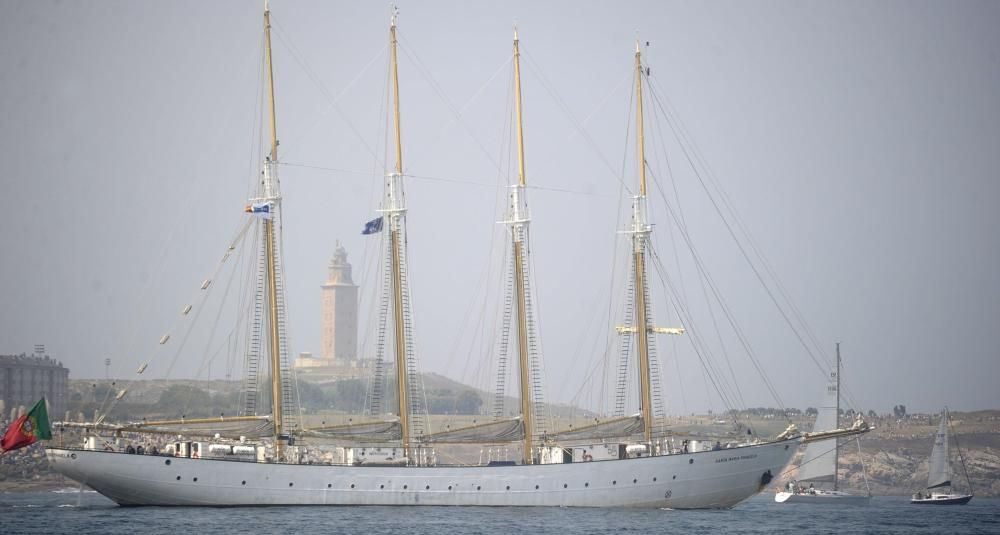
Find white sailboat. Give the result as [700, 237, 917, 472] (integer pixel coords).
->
[911, 408, 973, 505]
[775, 344, 870, 504]
[45, 4, 869, 508]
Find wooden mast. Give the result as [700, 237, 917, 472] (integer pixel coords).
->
[632, 41, 654, 444]
[635, 42, 647, 198]
[262, 0, 285, 458]
[513, 28, 527, 189]
[511, 27, 534, 464]
[388, 10, 411, 460]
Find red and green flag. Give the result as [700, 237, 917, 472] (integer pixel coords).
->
[1, 397, 51, 453]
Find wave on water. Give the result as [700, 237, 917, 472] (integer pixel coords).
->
[51, 487, 97, 494]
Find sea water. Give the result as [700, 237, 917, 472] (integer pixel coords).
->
[1, 489, 997, 535]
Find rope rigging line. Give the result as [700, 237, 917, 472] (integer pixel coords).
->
[444, 107, 510, 404]
[412, 54, 515, 177]
[277, 161, 612, 197]
[641, 74, 748, 411]
[356, 38, 393, 419]
[645, 74, 868, 411]
[237, 219, 262, 415]
[645, 249, 744, 415]
[520, 49, 635, 197]
[269, 17, 383, 167]
[643, 74, 866, 410]
[395, 35, 506, 176]
[159, 219, 256, 381]
[642, 77, 724, 416]
[567, 78, 638, 417]
[94, 218, 255, 421]
[275, 204, 303, 429]
[247, 34, 267, 201]
[642, 169, 790, 418]
[105, 36, 266, 401]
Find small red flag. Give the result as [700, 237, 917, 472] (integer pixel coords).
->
[1, 398, 52, 453]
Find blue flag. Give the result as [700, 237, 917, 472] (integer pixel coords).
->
[362, 216, 384, 235]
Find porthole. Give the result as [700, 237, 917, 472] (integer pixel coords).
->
[176, 476, 181, 481]
[70, 453, 77, 459]
[689, 459, 694, 465]
[672, 475, 676, 480]
[563, 483, 568, 488]
[380, 484, 385, 489]
[653, 477, 657, 482]
[585, 482, 589, 487]
[193, 477, 198, 482]
[448, 485, 453, 490]
[785, 444, 790, 450]
[535, 485, 539, 490]
[350, 483, 355, 489]
[477, 486, 481, 491]
[289, 482, 294, 487]
[165, 459, 171, 466]
[506, 485, 510, 491]
[242, 480, 247, 485]
[612, 480, 617, 485]
[633, 478, 637, 484]
[426, 485, 431, 490]
[327, 484, 332, 488]
[403, 485, 408, 490]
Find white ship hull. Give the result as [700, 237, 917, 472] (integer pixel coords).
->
[774, 489, 870, 505]
[47, 439, 797, 508]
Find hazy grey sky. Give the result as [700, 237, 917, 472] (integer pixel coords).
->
[2, 0, 998, 415]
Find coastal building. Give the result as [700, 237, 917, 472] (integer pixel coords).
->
[0, 347, 69, 420]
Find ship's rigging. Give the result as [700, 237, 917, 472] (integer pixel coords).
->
[78, 8, 869, 453]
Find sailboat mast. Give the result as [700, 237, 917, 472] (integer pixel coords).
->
[948, 409, 975, 495]
[262, 0, 284, 455]
[388, 11, 411, 458]
[511, 28, 534, 464]
[264, 5, 279, 163]
[834, 342, 841, 491]
[513, 29, 527, 188]
[390, 16, 404, 176]
[635, 43, 647, 197]
[632, 42, 654, 443]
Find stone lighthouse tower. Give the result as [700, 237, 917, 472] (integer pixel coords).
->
[320, 242, 358, 363]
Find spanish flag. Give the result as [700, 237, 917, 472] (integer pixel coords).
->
[1, 398, 51, 453]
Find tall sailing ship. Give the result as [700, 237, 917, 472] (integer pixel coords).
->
[46, 4, 867, 508]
